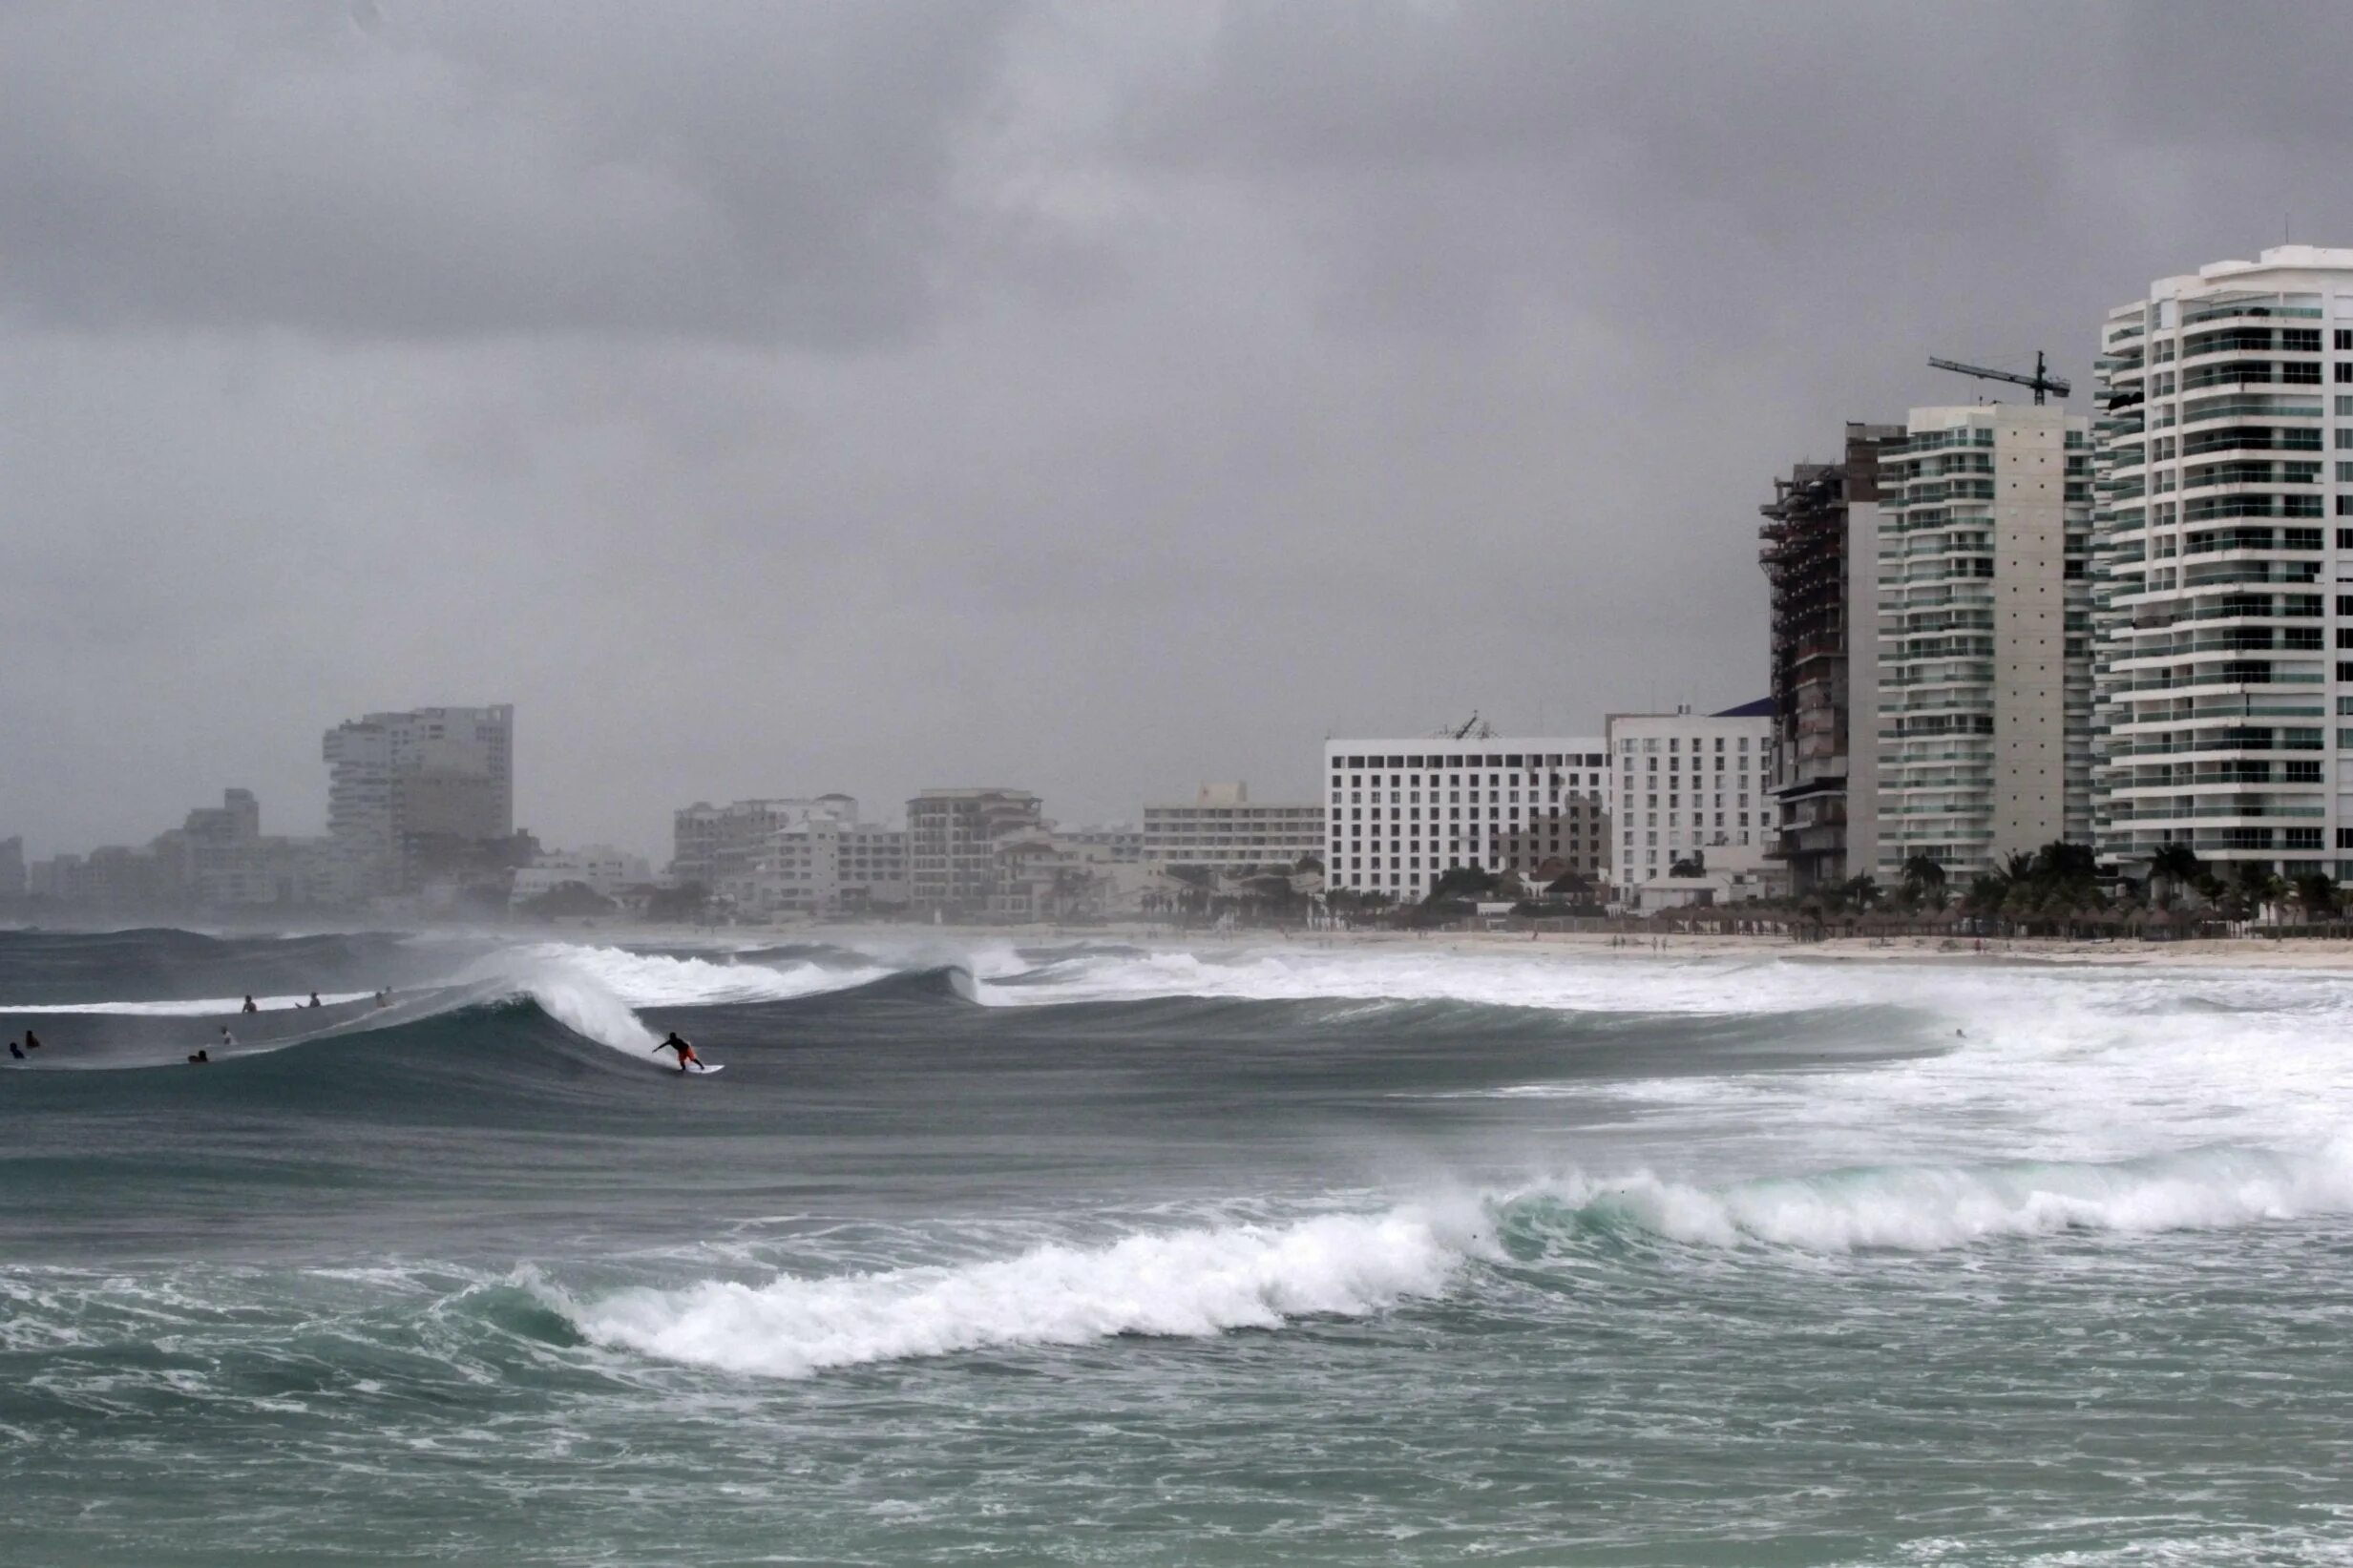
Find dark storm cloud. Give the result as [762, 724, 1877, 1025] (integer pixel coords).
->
[8, 2, 2353, 859]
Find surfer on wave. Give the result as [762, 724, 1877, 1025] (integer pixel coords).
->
[652, 1032, 704, 1074]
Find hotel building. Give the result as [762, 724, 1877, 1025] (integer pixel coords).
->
[1606, 705, 1775, 889]
[1143, 784, 1324, 871]
[1321, 737, 1608, 901]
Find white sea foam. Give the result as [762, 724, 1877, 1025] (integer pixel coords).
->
[9, 992, 375, 1015]
[963, 943, 1888, 1015]
[1535, 1138, 2353, 1253]
[563, 1206, 1476, 1378]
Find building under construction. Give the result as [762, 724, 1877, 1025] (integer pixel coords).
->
[1756, 423, 1901, 892]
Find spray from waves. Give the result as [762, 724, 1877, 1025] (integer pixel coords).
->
[1515, 1138, 2353, 1254]
[556, 1206, 1482, 1378]
[446, 941, 900, 1055]
[961, 944, 1876, 1016]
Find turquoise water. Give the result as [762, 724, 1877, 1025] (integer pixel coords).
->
[5, 930, 2352, 1564]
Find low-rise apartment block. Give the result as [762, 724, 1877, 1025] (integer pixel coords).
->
[1143, 784, 1323, 871]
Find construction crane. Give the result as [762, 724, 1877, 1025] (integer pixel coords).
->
[1449, 712, 1482, 740]
[1927, 349, 2071, 405]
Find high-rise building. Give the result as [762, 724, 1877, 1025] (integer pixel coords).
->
[1871, 405, 2091, 881]
[2091, 246, 2353, 882]
[906, 788, 1045, 917]
[0, 836, 23, 901]
[1320, 738, 1608, 901]
[1757, 423, 1903, 891]
[324, 704, 515, 896]
[1606, 706, 1775, 891]
[1143, 784, 1324, 871]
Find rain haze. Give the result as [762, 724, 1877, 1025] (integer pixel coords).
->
[2, 0, 2342, 858]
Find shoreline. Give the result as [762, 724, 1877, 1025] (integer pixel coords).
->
[744, 920, 2353, 973]
[17, 915, 2353, 974]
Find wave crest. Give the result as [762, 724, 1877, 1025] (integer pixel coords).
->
[1508, 1140, 2353, 1254]
[557, 1207, 1475, 1378]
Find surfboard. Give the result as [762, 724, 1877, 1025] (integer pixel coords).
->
[685, 1062, 724, 1075]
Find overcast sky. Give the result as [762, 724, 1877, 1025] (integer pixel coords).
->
[4, 2, 2347, 861]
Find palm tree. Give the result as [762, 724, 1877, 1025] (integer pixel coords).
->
[2292, 871, 2339, 924]
[1842, 873, 1883, 911]
[1899, 854, 1947, 911]
[2149, 841, 2202, 899]
[2233, 861, 2286, 924]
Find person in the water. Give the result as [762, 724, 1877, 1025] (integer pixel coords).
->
[652, 1032, 703, 1073]
[23, 1029, 40, 1051]
[187, 1048, 209, 1065]
[219, 1027, 235, 1051]
[8, 1039, 22, 1059]
[306, 993, 322, 1009]
[242, 996, 259, 1014]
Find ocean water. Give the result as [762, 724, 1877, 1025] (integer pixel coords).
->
[5, 928, 2353, 1566]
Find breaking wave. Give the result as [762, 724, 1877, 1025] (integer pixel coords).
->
[546, 1139, 2353, 1379]
[557, 1205, 1480, 1378]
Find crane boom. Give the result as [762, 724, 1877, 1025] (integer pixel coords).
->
[1927, 349, 2071, 405]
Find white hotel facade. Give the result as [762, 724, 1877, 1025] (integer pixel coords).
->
[1606, 706, 1775, 889]
[2090, 246, 2353, 883]
[1321, 738, 1609, 900]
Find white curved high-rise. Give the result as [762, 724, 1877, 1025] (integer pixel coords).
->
[2090, 246, 2353, 882]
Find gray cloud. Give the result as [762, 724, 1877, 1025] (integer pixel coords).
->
[5, 2, 2352, 861]
[0, 0, 1020, 345]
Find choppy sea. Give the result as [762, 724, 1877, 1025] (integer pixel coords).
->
[6, 926, 2352, 1565]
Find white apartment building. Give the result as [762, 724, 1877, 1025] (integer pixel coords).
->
[1873, 405, 2091, 880]
[1607, 707, 1774, 890]
[671, 795, 853, 889]
[906, 788, 1045, 916]
[742, 817, 909, 917]
[323, 704, 515, 897]
[1321, 738, 1608, 901]
[1143, 784, 1324, 870]
[512, 846, 654, 902]
[1060, 826, 1145, 863]
[2090, 247, 2353, 883]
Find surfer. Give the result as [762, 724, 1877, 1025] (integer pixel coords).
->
[8, 1039, 22, 1059]
[242, 995, 260, 1014]
[187, 1048, 209, 1065]
[23, 1029, 39, 1051]
[219, 1027, 235, 1051]
[306, 993, 322, 1009]
[652, 1032, 703, 1074]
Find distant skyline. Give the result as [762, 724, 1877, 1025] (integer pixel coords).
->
[6, 2, 2347, 862]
